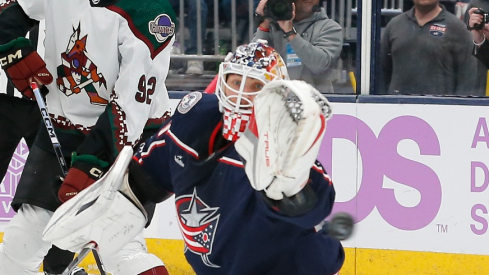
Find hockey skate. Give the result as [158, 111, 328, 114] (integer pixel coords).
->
[235, 80, 332, 200]
[42, 146, 147, 275]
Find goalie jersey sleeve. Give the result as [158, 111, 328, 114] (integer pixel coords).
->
[134, 92, 344, 275]
[15, 0, 176, 159]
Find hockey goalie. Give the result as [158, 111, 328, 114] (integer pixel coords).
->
[43, 41, 345, 275]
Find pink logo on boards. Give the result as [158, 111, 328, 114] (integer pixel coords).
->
[319, 115, 443, 231]
[0, 141, 28, 221]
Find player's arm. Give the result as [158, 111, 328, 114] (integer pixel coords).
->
[260, 161, 336, 228]
[294, 224, 345, 275]
[380, 24, 393, 94]
[454, 21, 478, 95]
[252, 0, 273, 43]
[0, 0, 52, 99]
[288, 21, 343, 74]
[0, 0, 37, 43]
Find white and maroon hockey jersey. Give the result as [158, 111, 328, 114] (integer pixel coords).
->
[17, 0, 176, 145]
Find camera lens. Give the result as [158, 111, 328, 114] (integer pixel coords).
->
[271, 2, 288, 17]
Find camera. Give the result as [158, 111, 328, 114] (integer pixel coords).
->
[264, 0, 294, 21]
[473, 8, 489, 30]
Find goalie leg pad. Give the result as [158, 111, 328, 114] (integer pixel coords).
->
[0, 205, 53, 275]
[99, 231, 165, 275]
[43, 147, 147, 255]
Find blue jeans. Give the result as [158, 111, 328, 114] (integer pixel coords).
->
[170, 0, 208, 54]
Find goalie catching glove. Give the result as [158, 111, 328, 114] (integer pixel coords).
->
[235, 80, 332, 201]
[58, 152, 109, 203]
[0, 37, 52, 99]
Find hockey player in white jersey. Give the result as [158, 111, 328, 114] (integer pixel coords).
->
[0, 0, 177, 274]
[0, 18, 86, 275]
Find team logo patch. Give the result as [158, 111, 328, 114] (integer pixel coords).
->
[429, 24, 446, 37]
[149, 14, 175, 43]
[176, 189, 220, 268]
[56, 24, 108, 106]
[178, 92, 202, 114]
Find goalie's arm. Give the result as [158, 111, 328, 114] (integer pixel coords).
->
[0, 1, 38, 44]
[129, 121, 175, 203]
[294, 224, 345, 275]
[259, 161, 336, 229]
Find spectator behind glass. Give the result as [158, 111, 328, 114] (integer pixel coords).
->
[467, 2, 489, 94]
[221, 0, 260, 45]
[253, 0, 343, 93]
[169, 0, 208, 75]
[463, 0, 489, 96]
[381, 0, 479, 95]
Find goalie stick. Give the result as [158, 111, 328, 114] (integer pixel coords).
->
[30, 82, 107, 275]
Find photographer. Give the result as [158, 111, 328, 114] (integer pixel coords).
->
[468, 6, 489, 69]
[253, 0, 343, 93]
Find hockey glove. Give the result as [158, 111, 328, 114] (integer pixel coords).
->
[235, 80, 332, 200]
[58, 153, 109, 203]
[0, 37, 52, 99]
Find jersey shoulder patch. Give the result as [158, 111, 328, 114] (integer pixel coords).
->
[177, 91, 203, 114]
[106, 0, 177, 57]
[170, 93, 222, 157]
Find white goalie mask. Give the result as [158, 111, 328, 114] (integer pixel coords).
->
[215, 40, 289, 141]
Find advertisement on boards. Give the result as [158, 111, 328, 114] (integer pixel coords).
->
[1, 99, 488, 256]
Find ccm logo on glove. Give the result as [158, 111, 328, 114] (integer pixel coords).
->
[90, 167, 104, 178]
[0, 37, 52, 99]
[0, 49, 22, 65]
[58, 153, 109, 203]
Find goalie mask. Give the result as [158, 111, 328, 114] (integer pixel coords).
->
[215, 40, 289, 142]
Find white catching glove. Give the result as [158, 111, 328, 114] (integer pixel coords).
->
[235, 80, 332, 200]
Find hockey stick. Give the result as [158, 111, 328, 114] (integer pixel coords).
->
[60, 243, 95, 275]
[60, 242, 107, 275]
[31, 82, 68, 176]
[30, 82, 107, 275]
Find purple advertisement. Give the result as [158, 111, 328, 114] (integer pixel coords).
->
[0, 141, 28, 221]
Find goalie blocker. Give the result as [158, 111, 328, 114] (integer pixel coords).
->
[42, 146, 172, 256]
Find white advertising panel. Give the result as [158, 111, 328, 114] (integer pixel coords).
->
[147, 100, 489, 255]
[2, 98, 488, 257]
[322, 102, 489, 255]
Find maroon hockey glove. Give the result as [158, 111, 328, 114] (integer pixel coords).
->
[0, 37, 52, 99]
[58, 153, 109, 203]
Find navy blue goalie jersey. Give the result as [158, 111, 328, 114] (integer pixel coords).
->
[134, 92, 345, 275]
